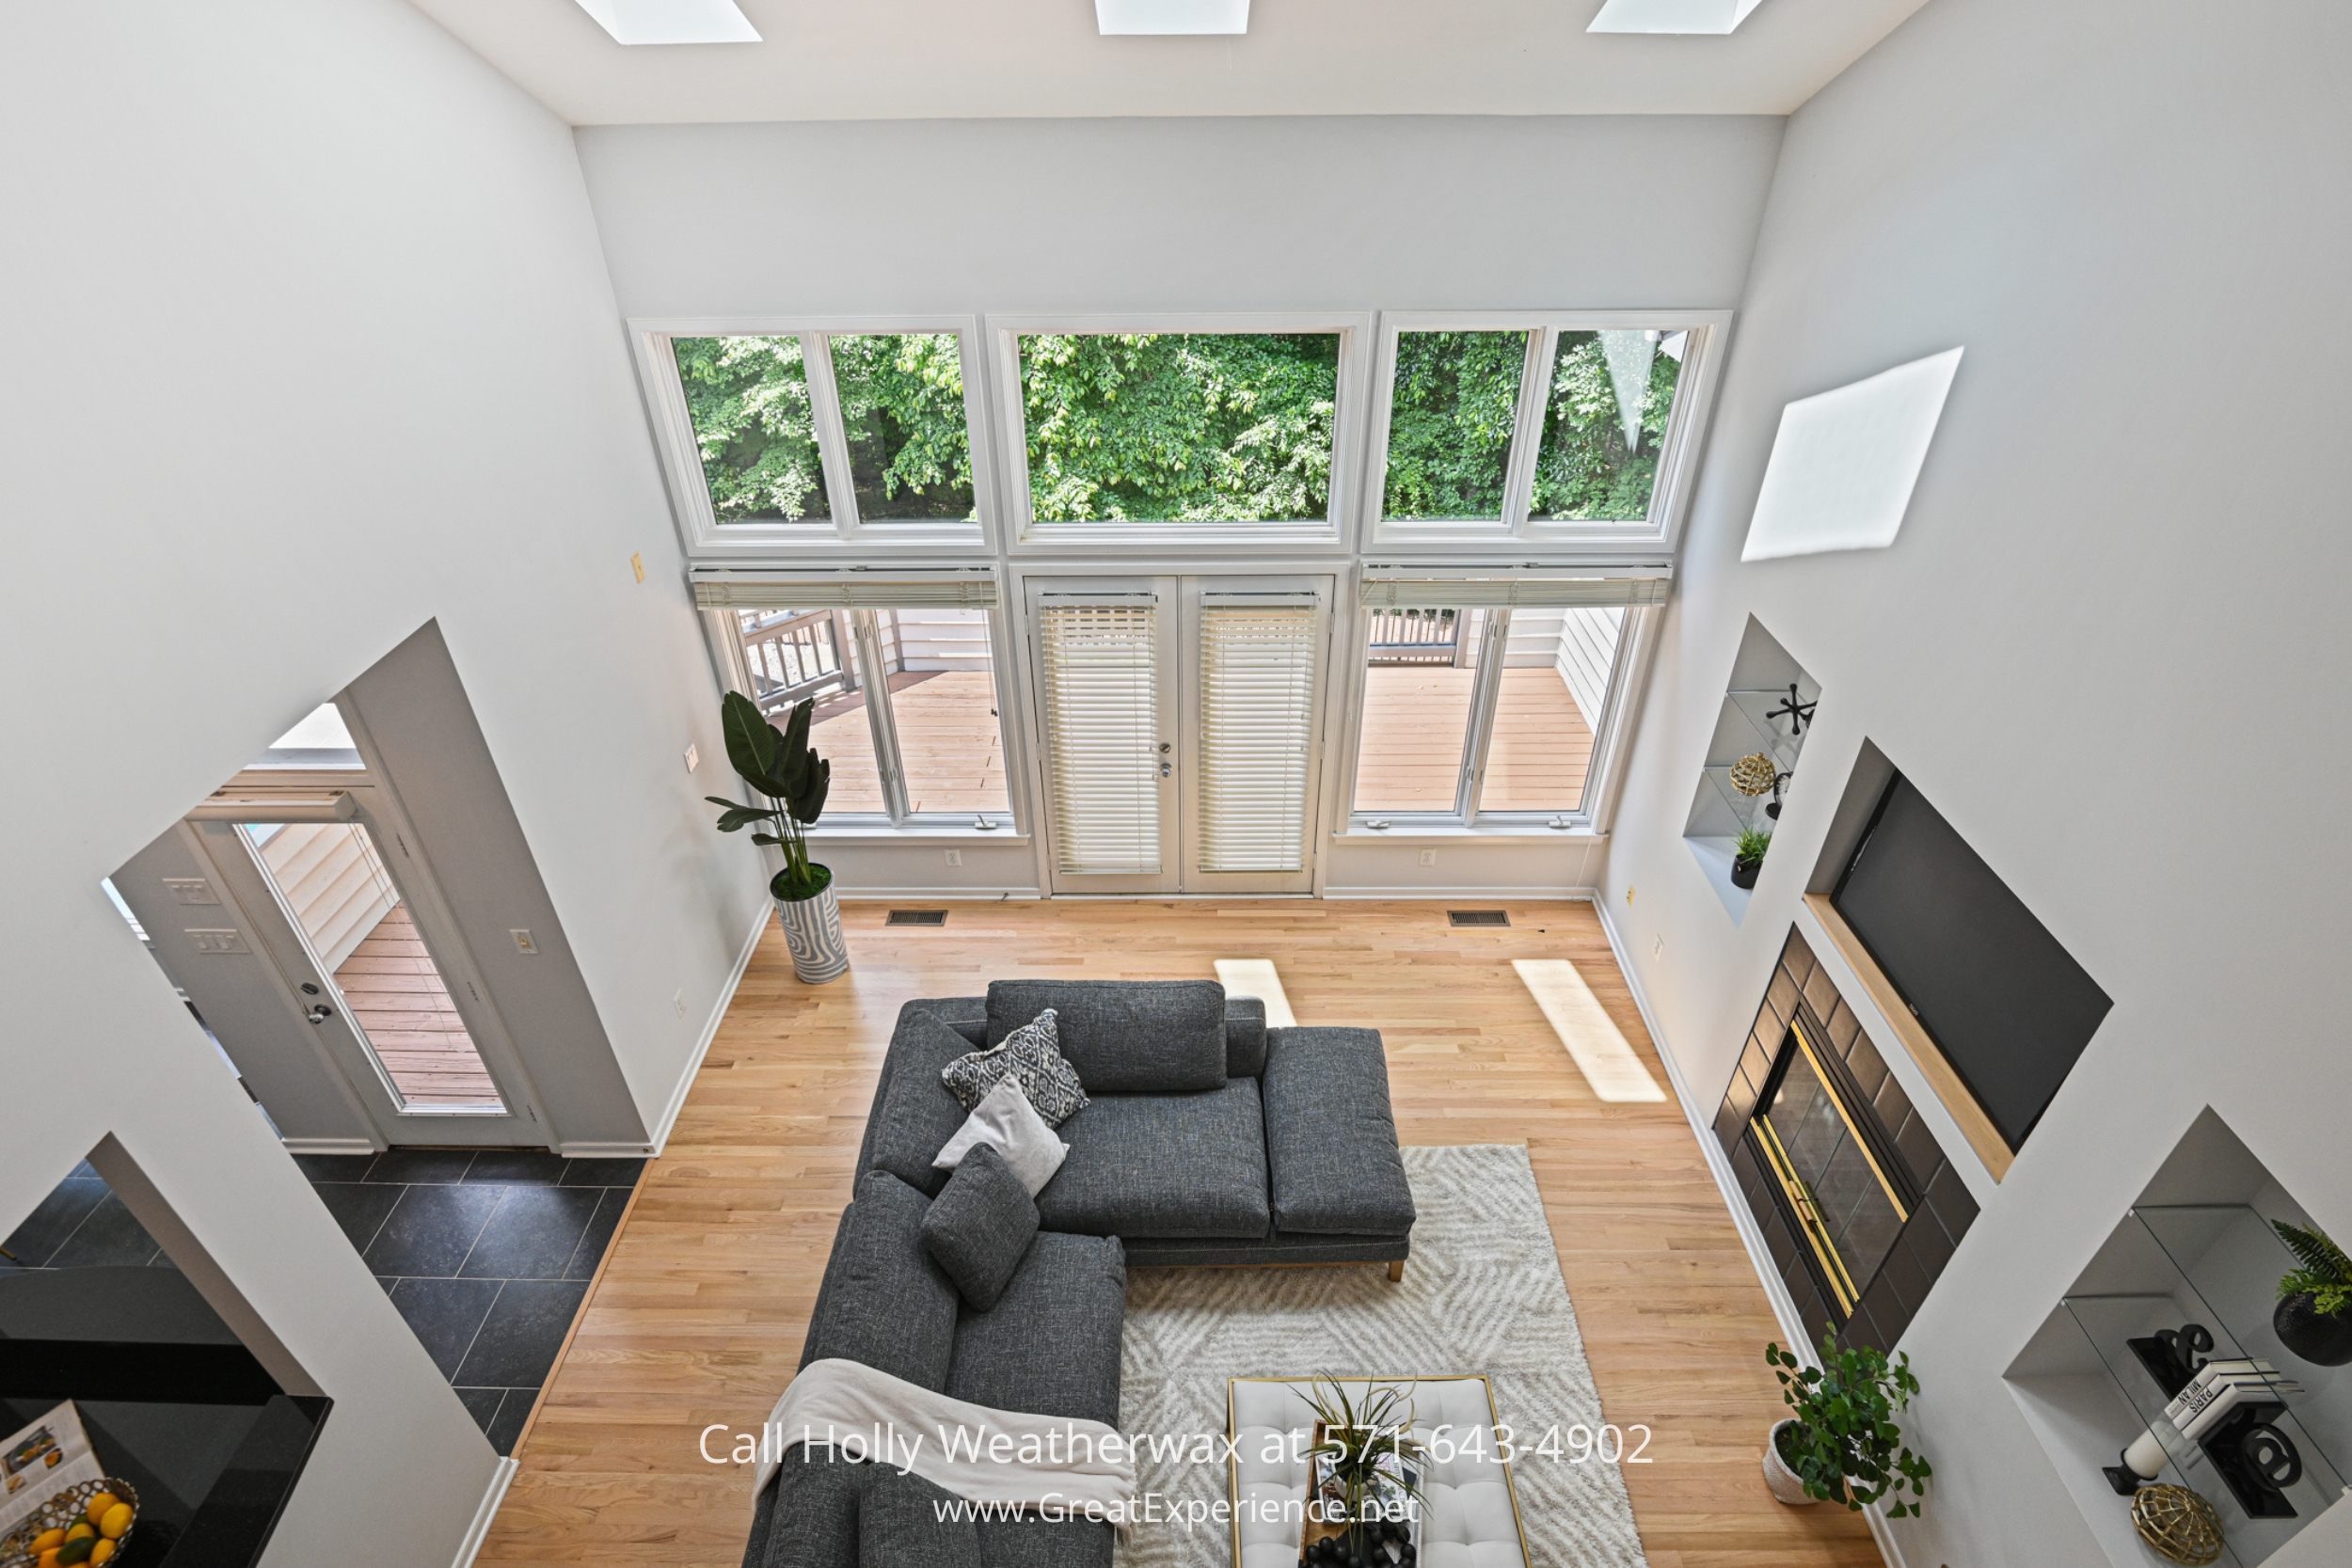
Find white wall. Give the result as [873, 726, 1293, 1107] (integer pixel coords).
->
[0, 2, 764, 1560]
[1598, 1, 2352, 1561]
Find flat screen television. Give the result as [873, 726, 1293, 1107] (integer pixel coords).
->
[1832, 773, 2112, 1151]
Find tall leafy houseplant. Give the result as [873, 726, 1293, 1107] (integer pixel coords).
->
[1303, 1378, 1427, 1552]
[707, 689, 853, 983]
[1764, 1334, 1931, 1516]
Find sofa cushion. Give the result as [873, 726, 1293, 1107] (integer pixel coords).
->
[1034, 1081, 1270, 1240]
[1260, 1027, 1416, 1237]
[921, 1144, 1040, 1311]
[985, 980, 1227, 1095]
[947, 1231, 1126, 1429]
[933, 1079, 1070, 1196]
[975, 1518, 1116, 1568]
[859, 1466, 980, 1568]
[800, 1172, 961, 1390]
[1223, 995, 1268, 1079]
[942, 1011, 1089, 1127]
[745, 1450, 864, 1568]
[869, 1010, 991, 1197]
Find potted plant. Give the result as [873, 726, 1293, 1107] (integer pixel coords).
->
[1762, 1333, 1931, 1516]
[1301, 1378, 1427, 1563]
[2271, 1220, 2352, 1366]
[1730, 827, 1772, 890]
[707, 689, 846, 985]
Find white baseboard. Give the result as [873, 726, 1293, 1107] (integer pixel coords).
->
[640, 899, 770, 1160]
[279, 1137, 379, 1157]
[450, 1455, 518, 1568]
[1321, 884, 1601, 901]
[1592, 899, 1811, 1357]
[553, 1141, 660, 1158]
[832, 887, 1043, 900]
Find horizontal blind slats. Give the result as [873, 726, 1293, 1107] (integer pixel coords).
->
[694, 578, 998, 609]
[1359, 577, 1667, 609]
[1197, 607, 1318, 875]
[1037, 604, 1161, 876]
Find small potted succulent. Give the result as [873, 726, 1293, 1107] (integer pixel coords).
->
[1763, 1333, 1931, 1516]
[1730, 827, 1772, 890]
[707, 689, 845, 985]
[2271, 1220, 2352, 1367]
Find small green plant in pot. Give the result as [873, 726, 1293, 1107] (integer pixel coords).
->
[1302, 1378, 1428, 1559]
[1762, 1333, 1931, 1515]
[1730, 827, 1772, 890]
[2272, 1221, 2352, 1367]
[707, 689, 848, 984]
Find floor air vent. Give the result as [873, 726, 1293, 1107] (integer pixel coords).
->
[886, 910, 949, 927]
[1448, 910, 1510, 928]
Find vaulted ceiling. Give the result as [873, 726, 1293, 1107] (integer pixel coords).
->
[407, 0, 1933, 125]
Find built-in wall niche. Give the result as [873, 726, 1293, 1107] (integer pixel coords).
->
[1683, 616, 1820, 919]
[2007, 1110, 2350, 1567]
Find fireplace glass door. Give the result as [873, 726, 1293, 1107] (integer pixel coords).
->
[1750, 1019, 1917, 1319]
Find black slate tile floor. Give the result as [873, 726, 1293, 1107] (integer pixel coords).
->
[4, 1148, 642, 1457]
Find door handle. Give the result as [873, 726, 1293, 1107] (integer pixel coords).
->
[1160, 761, 1173, 778]
[305, 1004, 335, 1025]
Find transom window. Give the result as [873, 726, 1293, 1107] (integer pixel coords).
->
[1370, 314, 1716, 543]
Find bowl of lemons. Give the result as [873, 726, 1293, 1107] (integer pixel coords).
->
[5, 1479, 136, 1568]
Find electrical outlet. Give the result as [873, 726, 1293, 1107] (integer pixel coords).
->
[672, 988, 686, 1020]
[1418, 849, 1437, 866]
[630, 551, 646, 583]
[1626, 885, 1637, 904]
[186, 929, 248, 954]
[511, 928, 537, 955]
[684, 743, 698, 773]
[945, 848, 963, 867]
[163, 879, 218, 905]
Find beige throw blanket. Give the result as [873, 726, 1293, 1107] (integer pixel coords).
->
[754, 1357, 1137, 1529]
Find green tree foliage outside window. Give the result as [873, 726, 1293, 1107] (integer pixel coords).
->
[830, 333, 976, 521]
[1380, 330, 1528, 519]
[1530, 331, 1683, 522]
[1018, 333, 1339, 522]
[672, 336, 828, 522]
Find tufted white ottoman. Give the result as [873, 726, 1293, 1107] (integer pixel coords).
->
[1228, 1377, 1531, 1568]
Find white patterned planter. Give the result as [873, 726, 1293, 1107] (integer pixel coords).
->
[774, 879, 850, 984]
[1762, 1419, 1820, 1505]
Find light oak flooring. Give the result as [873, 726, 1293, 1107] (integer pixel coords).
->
[811, 670, 1011, 818]
[482, 899, 1879, 1568]
[1354, 667, 1597, 815]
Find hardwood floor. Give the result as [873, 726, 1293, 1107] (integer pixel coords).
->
[481, 900, 1880, 1568]
[810, 669, 1011, 817]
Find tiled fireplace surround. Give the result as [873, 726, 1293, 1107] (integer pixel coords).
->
[1714, 927, 1980, 1354]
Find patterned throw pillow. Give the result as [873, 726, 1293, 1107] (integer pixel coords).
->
[939, 1009, 1089, 1127]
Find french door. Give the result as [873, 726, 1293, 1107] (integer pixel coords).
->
[1026, 575, 1333, 896]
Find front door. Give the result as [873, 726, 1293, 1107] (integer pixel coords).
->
[1027, 575, 1333, 896]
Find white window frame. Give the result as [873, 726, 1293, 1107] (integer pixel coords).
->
[989, 313, 1375, 554]
[632, 316, 999, 560]
[1362, 309, 1732, 556]
[1331, 578, 1664, 838]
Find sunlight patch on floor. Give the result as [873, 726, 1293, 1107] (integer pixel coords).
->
[1214, 958, 1297, 1027]
[1511, 958, 1665, 1102]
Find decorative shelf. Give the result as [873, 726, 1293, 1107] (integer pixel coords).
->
[1682, 619, 1820, 921]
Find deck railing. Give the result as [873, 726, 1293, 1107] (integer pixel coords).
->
[1367, 608, 1463, 666]
[740, 609, 857, 714]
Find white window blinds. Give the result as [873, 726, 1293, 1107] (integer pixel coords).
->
[1036, 602, 1161, 875]
[1197, 604, 1319, 874]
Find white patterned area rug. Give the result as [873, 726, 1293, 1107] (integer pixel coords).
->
[1117, 1144, 1649, 1568]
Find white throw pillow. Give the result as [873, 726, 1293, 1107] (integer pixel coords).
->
[933, 1078, 1069, 1196]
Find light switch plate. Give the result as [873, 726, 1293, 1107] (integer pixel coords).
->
[163, 879, 218, 905]
[187, 928, 248, 954]
[684, 743, 698, 773]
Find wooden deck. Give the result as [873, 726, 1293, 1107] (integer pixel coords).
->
[1355, 665, 1597, 814]
[332, 903, 501, 1107]
[807, 670, 1010, 817]
[482, 900, 1880, 1568]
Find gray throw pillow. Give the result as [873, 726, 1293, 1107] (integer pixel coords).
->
[939, 1009, 1089, 1127]
[919, 1144, 1039, 1311]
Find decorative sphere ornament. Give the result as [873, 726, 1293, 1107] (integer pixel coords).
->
[1730, 752, 1778, 798]
[2131, 1484, 2223, 1566]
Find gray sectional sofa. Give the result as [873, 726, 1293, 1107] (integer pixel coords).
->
[742, 978, 1414, 1568]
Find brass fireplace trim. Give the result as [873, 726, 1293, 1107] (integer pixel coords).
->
[1787, 1018, 1911, 1226]
[1752, 1114, 1862, 1314]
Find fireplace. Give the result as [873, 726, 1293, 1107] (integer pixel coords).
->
[1716, 928, 1981, 1352]
[1746, 1011, 1920, 1321]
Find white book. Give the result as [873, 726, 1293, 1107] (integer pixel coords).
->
[2179, 1381, 2296, 1445]
[2164, 1364, 2299, 1427]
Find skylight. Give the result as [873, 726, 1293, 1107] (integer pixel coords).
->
[1095, 0, 1249, 36]
[573, 0, 760, 46]
[1586, 0, 1766, 35]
